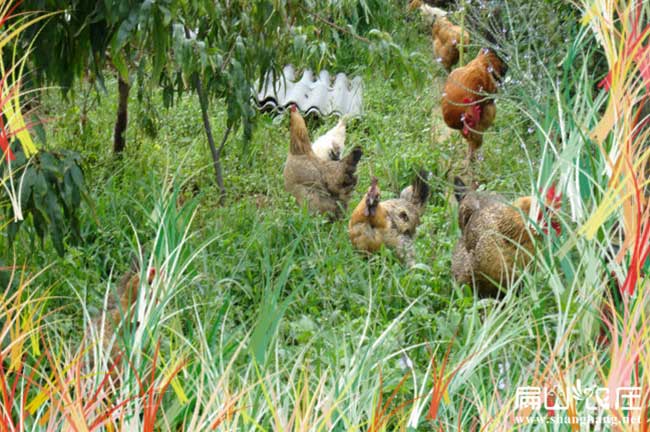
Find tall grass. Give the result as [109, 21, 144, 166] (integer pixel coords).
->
[1, 0, 59, 226]
[2, 0, 649, 430]
[0, 186, 429, 430]
[427, 1, 650, 430]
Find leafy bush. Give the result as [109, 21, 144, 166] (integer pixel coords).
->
[1, 146, 86, 256]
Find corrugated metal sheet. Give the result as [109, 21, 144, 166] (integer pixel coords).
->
[255, 65, 363, 117]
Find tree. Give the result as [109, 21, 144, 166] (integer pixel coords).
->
[167, 0, 422, 200]
[21, 0, 422, 197]
[1, 1, 86, 256]
[21, 0, 177, 155]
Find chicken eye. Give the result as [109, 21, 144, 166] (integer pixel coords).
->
[399, 211, 409, 221]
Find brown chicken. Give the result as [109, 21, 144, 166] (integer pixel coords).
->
[433, 16, 470, 71]
[349, 172, 430, 266]
[408, 0, 469, 71]
[284, 106, 363, 218]
[441, 48, 507, 166]
[451, 177, 561, 296]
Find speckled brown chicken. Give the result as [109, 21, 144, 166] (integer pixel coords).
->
[408, 0, 469, 71]
[451, 177, 561, 296]
[284, 106, 363, 219]
[432, 16, 470, 71]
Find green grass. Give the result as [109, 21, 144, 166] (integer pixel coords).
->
[15, 20, 528, 418]
[29, 21, 533, 337]
[6, 5, 642, 430]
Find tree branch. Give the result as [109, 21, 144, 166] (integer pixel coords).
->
[305, 9, 372, 44]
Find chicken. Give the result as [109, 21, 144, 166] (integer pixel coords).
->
[432, 16, 470, 71]
[284, 106, 363, 218]
[408, 0, 469, 71]
[408, 0, 447, 25]
[312, 117, 347, 161]
[451, 177, 561, 296]
[88, 266, 156, 364]
[349, 172, 430, 266]
[441, 48, 508, 166]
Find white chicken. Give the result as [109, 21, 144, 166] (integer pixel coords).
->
[311, 117, 347, 161]
[408, 0, 447, 25]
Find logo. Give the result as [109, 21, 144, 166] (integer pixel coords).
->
[514, 381, 642, 426]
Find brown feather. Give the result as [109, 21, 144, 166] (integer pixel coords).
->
[284, 108, 362, 219]
[349, 174, 429, 265]
[432, 17, 470, 71]
[452, 190, 537, 297]
[441, 49, 507, 158]
[289, 107, 314, 156]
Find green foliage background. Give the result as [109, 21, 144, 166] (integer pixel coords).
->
[1, 0, 619, 429]
[9, 0, 534, 361]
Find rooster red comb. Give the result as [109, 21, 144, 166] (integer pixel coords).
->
[545, 183, 562, 209]
[537, 183, 562, 236]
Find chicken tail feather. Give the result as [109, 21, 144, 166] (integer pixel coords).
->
[453, 176, 468, 203]
[345, 146, 363, 167]
[337, 146, 363, 190]
[412, 170, 430, 207]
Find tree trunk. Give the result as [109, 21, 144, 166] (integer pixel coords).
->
[113, 76, 130, 154]
[192, 72, 229, 202]
[182, 25, 229, 202]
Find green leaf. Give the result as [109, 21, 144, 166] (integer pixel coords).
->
[32, 208, 47, 240]
[69, 165, 84, 189]
[50, 221, 64, 256]
[19, 170, 35, 205]
[112, 52, 129, 83]
[3, 149, 86, 257]
[7, 221, 20, 247]
[62, 171, 74, 208]
[112, 8, 139, 50]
